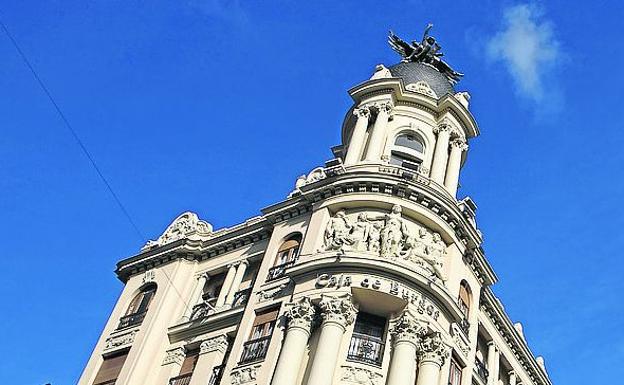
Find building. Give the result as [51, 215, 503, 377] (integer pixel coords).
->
[78, 28, 553, 385]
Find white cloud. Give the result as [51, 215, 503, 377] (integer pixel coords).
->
[487, 3, 561, 103]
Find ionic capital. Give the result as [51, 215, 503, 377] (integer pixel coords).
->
[391, 311, 428, 345]
[200, 334, 229, 355]
[285, 297, 316, 332]
[318, 293, 357, 329]
[418, 332, 449, 367]
[353, 105, 371, 119]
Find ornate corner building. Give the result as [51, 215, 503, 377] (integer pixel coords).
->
[79, 28, 553, 385]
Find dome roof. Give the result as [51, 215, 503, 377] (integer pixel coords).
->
[388, 62, 455, 97]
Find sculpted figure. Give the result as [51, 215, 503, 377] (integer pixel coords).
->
[379, 205, 409, 258]
[324, 210, 353, 251]
[367, 222, 382, 252]
[348, 213, 372, 252]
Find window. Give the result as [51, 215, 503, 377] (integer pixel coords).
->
[118, 283, 157, 329]
[240, 308, 279, 364]
[93, 351, 128, 385]
[267, 234, 302, 280]
[390, 133, 425, 171]
[458, 281, 472, 334]
[347, 312, 386, 366]
[449, 358, 462, 385]
[169, 349, 199, 385]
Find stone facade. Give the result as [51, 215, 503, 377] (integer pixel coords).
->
[78, 50, 552, 385]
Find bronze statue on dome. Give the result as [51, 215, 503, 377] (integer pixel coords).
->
[388, 23, 464, 84]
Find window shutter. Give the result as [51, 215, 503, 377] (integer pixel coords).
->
[253, 308, 279, 326]
[93, 351, 128, 385]
[179, 349, 199, 375]
[277, 239, 300, 252]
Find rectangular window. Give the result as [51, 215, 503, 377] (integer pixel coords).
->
[169, 349, 199, 385]
[347, 312, 387, 366]
[93, 351, 128, 385]
[239, 308, 279, 364]
[449, 358, 462, 385]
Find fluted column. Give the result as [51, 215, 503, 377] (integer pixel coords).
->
[215, 263, 237, 308]
[416, 332, 449, 385]
[487, 342, 499, 385]
[224, 260, 249, 307]
[344, 106, 371, 165]
[386, 312, 428, 385]
[189, 335, 229, 385]
[444, 138, 468, 197]
[306, 294, 356, 385]
[430, 124, 451, 185]
[364, 101, 393, 161]
[183, 272, 209, 321]
[271, 298, 316, 385]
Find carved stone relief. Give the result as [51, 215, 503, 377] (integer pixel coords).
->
[289, 167, 327, 197]
[450, 323, 470, 357]
[405, 81, 438, 98]
[321, 205, 448, 282]
[341, 366, 383, 385]
[142, 211, 213, 250]
[256, 283, 288, 303]
[231, 365, 259, 385]
[104, 329, 138, 351]
[162, 347, 186, 366]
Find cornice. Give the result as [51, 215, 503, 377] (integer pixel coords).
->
[480, 288, 552, 385]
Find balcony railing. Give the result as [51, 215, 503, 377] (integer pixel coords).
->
[117, 311, 147, 329]
[239, 335, 271, 364]
[458, 318, 470, 335]
[347, 333, 385, 366]
[209, 364, 226, 385]
[474, 358, 489, 383]
[232, 288, 252, 308]
[267, 259, 297, 281]
[169, 373, 193, 385]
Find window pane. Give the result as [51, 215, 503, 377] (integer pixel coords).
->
[395, 134, 424, 153]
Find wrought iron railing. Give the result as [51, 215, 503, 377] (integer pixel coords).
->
[208, 364, 226, 385]
[459, 318, 470, 335]
[267, 259, 297, 281]
[347, 333, 385, 366]
[169, 373, 192, 385]
[474, 358, 489, 383]
[239, 335, 271, 364]
[117, 311, 147, 329]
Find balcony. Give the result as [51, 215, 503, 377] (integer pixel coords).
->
[117, 311, 147, 329]
[209, 364, 226, 385]
[169, 373, 193, 385]
[458, 318, 470, 336]
[239, 335, 271, 364]
[266, 259, 297, 281]
[474, 358, 489, 383]
[347, 333, 385, 366]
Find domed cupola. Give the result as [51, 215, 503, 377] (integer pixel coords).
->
[388, 61, 455, 98]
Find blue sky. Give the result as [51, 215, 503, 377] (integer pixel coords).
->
[1, 1, 622, 384]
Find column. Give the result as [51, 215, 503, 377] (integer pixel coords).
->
[306, 294, 357, 385]
[188, 335, 229, 385]
[224, 260, 249, 307]
[487, 342, 499, 385]
[386, 312, 427, 385]
[508, 371, 517, 385]
[430, 123, 451, 185]
[155, 347, 185, 385]
[444, 138, 468, 197]
[215, 263, 238, 308]
[271, 298, 316, 385]
[183, 273, 210, 321]
[364, 101, 393, 161]
[344, 106, 371, 165]
[416, 332, 449, 385]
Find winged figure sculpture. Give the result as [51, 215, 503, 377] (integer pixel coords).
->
[388, 24, 463, 85]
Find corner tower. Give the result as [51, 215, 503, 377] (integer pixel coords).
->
[79, 25, 551, 385]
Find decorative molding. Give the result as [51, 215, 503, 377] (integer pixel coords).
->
[290, 167, 327, 197]
[319, 293, 357, 328]
[450, 323, 470, 357]
[418, 332, 449, 367]
[104, 329, 138, 351]
[450, 138, 468, 151]
[231, 365, 260, 385]
[257, 283, 288, 303]
[391, 311, 428, 344]
[405, 81, 438, 98]
[142, 270, 156, 284]
[200, 335, 229, 354]
[142, 212, 213, 250]
[341, 366, 383, 385]
[353, 105, 371, 119]
[162, 347, 185, 366]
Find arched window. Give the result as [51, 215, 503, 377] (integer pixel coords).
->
[267, 234, 302, 280]
[118, 283, 157, 329]
[390, 133, 426, 171]
[458, 280, 472, 319]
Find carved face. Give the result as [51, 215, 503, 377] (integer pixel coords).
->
[433, 233, 441, 242]
[391, 205, 402, 214]
[358, 213, 368, 221]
